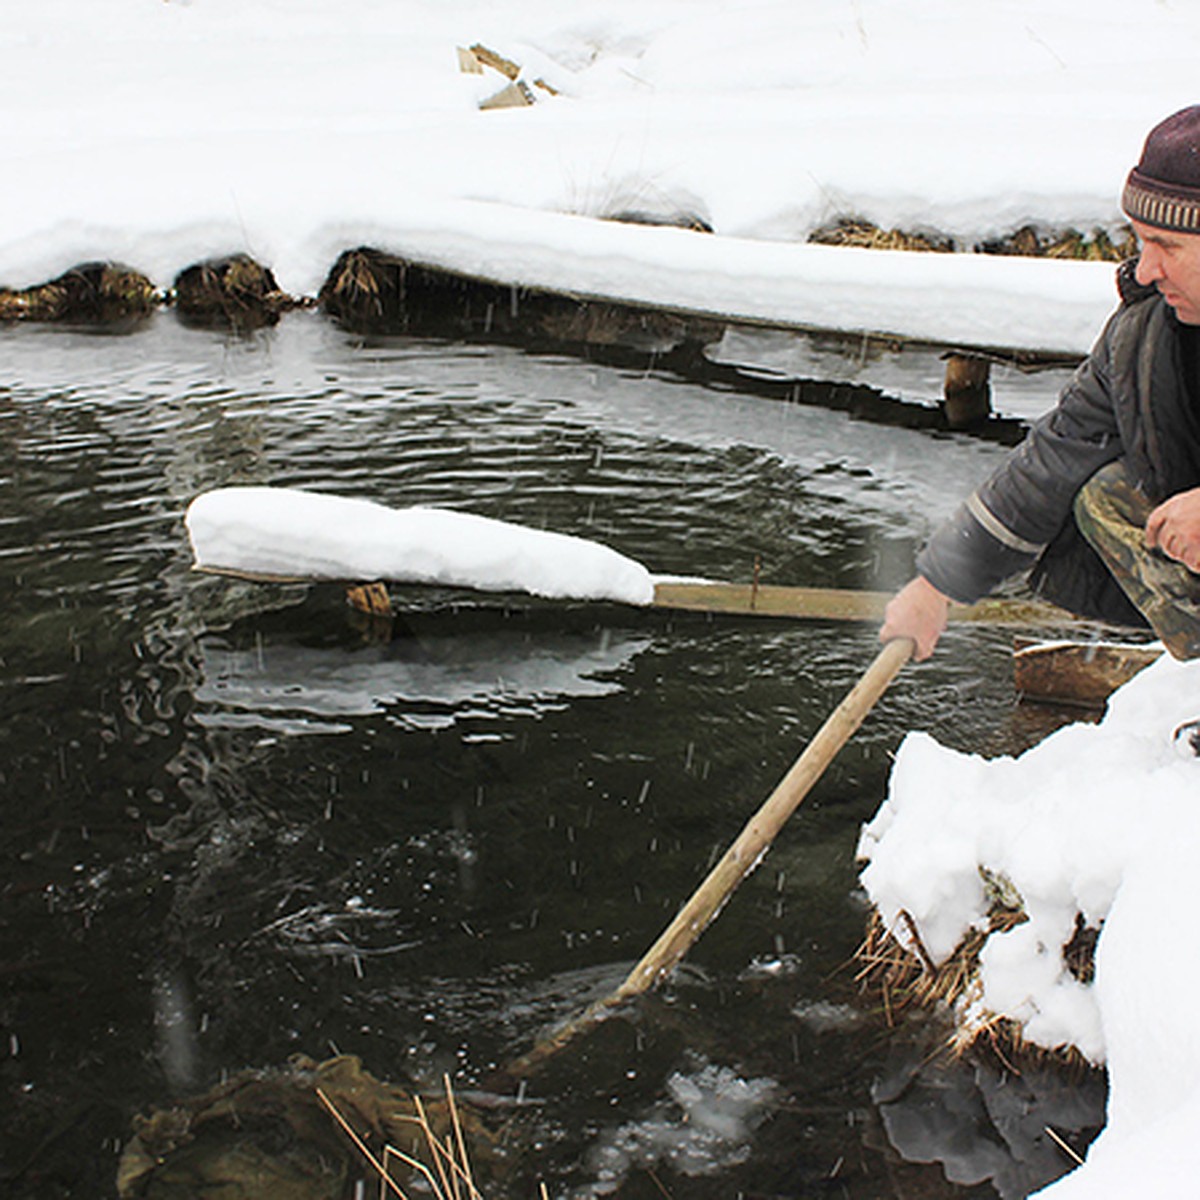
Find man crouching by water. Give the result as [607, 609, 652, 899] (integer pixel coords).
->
[882, 105, 1200, 729]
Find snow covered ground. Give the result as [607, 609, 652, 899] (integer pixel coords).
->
[11, 2, 1200, 1195]
[3, 0, 1198, 356]
[860, 654, 1200, 1197]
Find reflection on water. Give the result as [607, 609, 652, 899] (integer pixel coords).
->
[874, 1036, 1107, 1200]
[710, 325, 1074, 425]
[195, 622, 650, 736]
[0, 313, 1100, 1198]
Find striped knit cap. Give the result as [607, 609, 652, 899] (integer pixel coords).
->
[1122, 106, 1200, 233]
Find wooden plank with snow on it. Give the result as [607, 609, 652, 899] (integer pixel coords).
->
[190, 563, 1065, 629]
[1013, 637, 1163, 709]
[360, 198, 1122, 360]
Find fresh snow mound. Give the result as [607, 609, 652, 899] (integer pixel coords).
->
[858, 652, 1200, 1198]
[185, 486, 655, 606]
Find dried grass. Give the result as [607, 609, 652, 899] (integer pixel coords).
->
[319, 1075, 546, 1200]
[0, 262, 158, 322]
[809, 217, 955, 253]
[173, 253, 300, 328]
[319, 247, 395, 323]
[979, 223, 1137, 261]
[854, 877, 1099, 1070]
[809, 217, 1138, 263]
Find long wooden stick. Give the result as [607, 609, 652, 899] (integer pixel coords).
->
[195, 564, 1065, 627]
[650, 579, 1062, 625]
[498, 636, 915, 1081]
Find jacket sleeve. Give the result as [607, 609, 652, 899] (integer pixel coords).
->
[916, 312, 1125, 603]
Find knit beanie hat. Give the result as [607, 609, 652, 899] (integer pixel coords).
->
[1122, 106, 1200, 232]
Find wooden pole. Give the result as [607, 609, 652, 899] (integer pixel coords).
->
[650, 579, 1062, 626]
[498, 636, 915, 1081]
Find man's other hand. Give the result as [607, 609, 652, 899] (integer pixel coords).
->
[1145, 486, 1200, 574]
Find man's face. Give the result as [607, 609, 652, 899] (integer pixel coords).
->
[1133, 218, 1200, 324]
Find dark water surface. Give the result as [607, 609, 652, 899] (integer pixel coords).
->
[0, 315, 1102, 1198]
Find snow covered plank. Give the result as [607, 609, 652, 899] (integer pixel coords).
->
[355, 198, 1121, 359]
[187, 487, 1073, 630]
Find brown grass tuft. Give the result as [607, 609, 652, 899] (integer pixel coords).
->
[809, 217, 955, 253]
[809, 217, 1137, 263]
[854, 879, 1099, 1070]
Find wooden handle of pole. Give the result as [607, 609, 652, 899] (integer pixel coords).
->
[612, 635, 913, 1000]
[499, 636, 915, 1082]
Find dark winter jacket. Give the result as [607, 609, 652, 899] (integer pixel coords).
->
[917, 259, 1200, 626]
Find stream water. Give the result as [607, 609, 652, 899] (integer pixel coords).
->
[0, 314, 1105, 1199]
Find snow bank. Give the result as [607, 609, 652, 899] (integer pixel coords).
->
[3, 0, 1198, 357]
[312, 199, 1120, 356]
[857, 652, 1200, 1196]
[185, 486, 656, 605]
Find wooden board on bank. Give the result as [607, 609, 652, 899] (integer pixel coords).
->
[1013, 636, 1163, 710]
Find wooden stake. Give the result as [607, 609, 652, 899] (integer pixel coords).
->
[499, 637, 915, 1080]
[943, 353, 992, 428]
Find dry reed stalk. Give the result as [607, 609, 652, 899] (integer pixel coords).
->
[1044, 1125, 1085, 1166]
[854, 908, 1012, 1024]
[320, 1075, 489, 1200]
[325, 249, 387, 319]
[316, 1086, 413, 1196]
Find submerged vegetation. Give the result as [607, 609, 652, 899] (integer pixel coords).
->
[117, 1055, 511, 1200]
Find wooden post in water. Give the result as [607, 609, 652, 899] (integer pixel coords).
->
[943, 353, 992, 428]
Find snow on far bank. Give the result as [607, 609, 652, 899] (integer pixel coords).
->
[310, 198, 1123, 356]
[857, 651, 1200, 1198]
[3, 1, 1200, 355]
[185, 486, 656, 605]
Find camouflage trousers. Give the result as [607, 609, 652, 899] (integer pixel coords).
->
[1074, 460, 1200, 660]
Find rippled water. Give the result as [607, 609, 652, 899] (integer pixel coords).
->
[0, 314, 1101, 1198]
